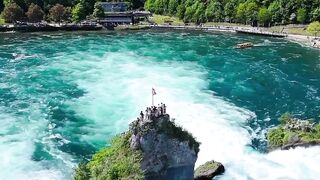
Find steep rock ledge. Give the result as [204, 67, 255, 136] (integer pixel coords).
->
[74, 108, 202, 180]
[267, 113, 320, 151]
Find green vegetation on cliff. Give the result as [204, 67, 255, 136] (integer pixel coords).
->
[267, 113, 320, 149]
[74, 132, 144, 180]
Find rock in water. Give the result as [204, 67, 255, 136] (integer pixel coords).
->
[194, 160, 225, 180]
[129, 114, 200, 179]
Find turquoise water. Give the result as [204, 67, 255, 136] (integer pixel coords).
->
[0, 31, 319, 179]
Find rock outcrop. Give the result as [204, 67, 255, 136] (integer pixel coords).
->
[194, 160, 225, 180]
[129, 114, 200, 179]
[267, 113, 320, 151]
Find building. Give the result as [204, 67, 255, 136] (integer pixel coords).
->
[99, 2, 133, 25]
[98, 2, 151, 25]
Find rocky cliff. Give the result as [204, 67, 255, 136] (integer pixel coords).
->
[129, 114, 199, 179]
[74, 109, 200, 180]
[267, 113, 320, 151]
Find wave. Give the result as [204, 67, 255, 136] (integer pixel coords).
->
[52, 50, 320, 179]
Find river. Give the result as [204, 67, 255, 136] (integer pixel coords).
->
[0, 31, 319, 179]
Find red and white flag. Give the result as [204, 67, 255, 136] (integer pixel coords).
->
[152, 88, 157, 95]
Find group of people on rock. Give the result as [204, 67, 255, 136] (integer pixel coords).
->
[138, 103, 167, 121]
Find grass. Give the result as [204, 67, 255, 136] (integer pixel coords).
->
[149, 14, 184, 26]
[0, 17, 5, 25]
[114, 24, 150, 30]
[265, 25, 313, 36]
[267, 113, 320, 149]
[204, 22, 250, 27]
[158, 118, 200, 154]
[74, 132, 144, 180]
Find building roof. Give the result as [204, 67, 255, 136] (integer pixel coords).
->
[99, 2, 129, 12]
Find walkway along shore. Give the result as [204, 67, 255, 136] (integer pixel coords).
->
[1, 23, 319, 49]
[148, 24, 319, 49]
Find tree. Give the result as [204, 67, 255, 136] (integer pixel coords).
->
[0, 0, 4, 12]
[49, 4, 69, 24]
[144, 0, 156, 12]
[297, 8, 306, 24]
[268, 0, 281, 24]
[1, 3, 23, 23]
[194, 2, 205, 24]
[176, 4, 185, 20]
[92, 2, 104, 19]
[205, 0, 223, 22]
[168, 0, 178, 16]
[236, 3, 246, 24]
[245, 2, 259, 26]
[71, 3, 85, 22]
[307, 21, 320, 36]
[224, 0, 236, 22]
[311, 8, 320, 21]
[258, 7, 271, 26]
[26, 3, 44, 22]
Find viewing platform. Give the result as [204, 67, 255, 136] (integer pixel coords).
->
[235, 28, 287, 38]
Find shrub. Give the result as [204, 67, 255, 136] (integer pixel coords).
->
[267, 128, 284, 147]
[74, 132, 144, 180]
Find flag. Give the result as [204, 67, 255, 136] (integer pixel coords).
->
[152, 88, 156, 95]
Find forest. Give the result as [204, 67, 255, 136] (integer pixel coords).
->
[145, 0, 320, 25]
[0, 0, 320, 25]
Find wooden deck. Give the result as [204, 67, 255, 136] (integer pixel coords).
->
[235, 29, 287, 38]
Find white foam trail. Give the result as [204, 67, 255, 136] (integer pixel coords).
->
[53, 50, 320, 179]
[0, 108, 68, 180]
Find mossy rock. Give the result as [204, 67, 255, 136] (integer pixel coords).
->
[194, 160, 225, 180]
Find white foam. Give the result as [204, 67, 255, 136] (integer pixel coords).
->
[54, 50, 320, 179]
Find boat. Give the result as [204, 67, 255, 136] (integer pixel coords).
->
[235, 42, 254, 49]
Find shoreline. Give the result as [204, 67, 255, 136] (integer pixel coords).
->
[1, 24, 319, 49]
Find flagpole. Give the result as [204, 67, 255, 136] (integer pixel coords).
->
[152, 90, 154, 106]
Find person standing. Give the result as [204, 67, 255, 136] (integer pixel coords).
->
[140, 111, 144, 121]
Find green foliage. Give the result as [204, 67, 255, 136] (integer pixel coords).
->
[159, 119, 200, 154]
[268, 0, 282, 24]
[168, 0, 177, 16]
[1, 2, 23, 23]
[224, 0, 237, 22]
[258, 7, 271, 26]
[307, 21, 320, 36]
[236, 3, 246, 24]
[49, 4, 70, 23]
[268, 113, 320, 149]
[176, 4, 185, 20]
[72, 3, 85, 22]
[279, 112, 292, 125]
[74, 133, 144, 180]
[311, 8, 320, 21]
[267, 128, 285, 147]
[245, 2, 258, 25]
[26, 3, 44, 22]
[74, 163, 90, 180]
[300, 124, 320, 141]
[92, 2, 104, 19]
[297, 8, 306, 24]
[144, 0, 319, 25]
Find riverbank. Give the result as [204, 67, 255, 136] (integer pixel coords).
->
[286, 34, 320, 49]
[1, 23, 319, 49]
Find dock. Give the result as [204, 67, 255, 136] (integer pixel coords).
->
[235, 28, 287, 38]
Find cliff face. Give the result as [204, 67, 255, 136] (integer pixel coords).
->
[129, 114, 199, 179]
[74, 110, 200, 180]
[267, 113, 320, 151]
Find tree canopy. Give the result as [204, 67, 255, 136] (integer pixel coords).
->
[26, 3, 44, 22]
[144, 0, 320, 25]
[0, 0, 320, 24]
[1, 2, 23, 23]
